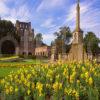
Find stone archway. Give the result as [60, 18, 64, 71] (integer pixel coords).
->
[0, 35, 19, 56]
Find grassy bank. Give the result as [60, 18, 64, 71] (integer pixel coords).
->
[0, 67, 19, 79]
[0, 57, 45, 78]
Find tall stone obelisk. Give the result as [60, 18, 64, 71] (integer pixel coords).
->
[73, 0, 83, 44]
[68, 0, 87, 62]
[76, 0, 80, 32]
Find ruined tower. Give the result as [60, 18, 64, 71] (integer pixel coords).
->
[16, 20, 34, 56]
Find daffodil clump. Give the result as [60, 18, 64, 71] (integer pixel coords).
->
[0, 60, 100, 100]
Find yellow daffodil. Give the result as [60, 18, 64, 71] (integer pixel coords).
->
[46, 84, 51, 89]
[5, 88, 9, 94]
[15, 87, 18, 92]
[27, 89, 31, 95]
[9, 86, 13, 94]
[63, 68, 67, 76]
[0, 60, 99, 99]
[36, 82, 43, 96]
[53, 82, 62, 92]
[88, 77, 93, 85]
[85, 72, 89, 78]
[77, 80, 80, 84]
[31, 83, 35, 90]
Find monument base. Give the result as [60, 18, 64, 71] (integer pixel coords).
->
[68, 43, 87, 63]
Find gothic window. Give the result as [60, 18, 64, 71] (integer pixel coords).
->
[43, 52, 44, 56]
[21, 29, 23, 33]
[26, 25, 28, 29]
[23, 24, 24, 28]
[21, 28, 23, 30]
[28, 52, 32, 55]
[23, 52, 25, 55]
[20, 24, 22, 28]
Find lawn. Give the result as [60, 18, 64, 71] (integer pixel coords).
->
[0, 67, 19, 79]
[0, 56, 45, 78]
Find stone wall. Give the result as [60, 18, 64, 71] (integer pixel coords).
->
[0, 35, 19, 56]
[35, 46, 51, 57]
[16, 20, 35, 56]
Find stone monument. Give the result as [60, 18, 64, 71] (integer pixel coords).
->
[51, 44, 58, 61]
[68, 0, 87, 62]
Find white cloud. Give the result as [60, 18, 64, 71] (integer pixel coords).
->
[66, 1, 94, 22]
[0, 1, 10, 15]
[43, 33, 55, 40]
[66, 0, 100, 37]
[1, 0, 31, 23]
[4, 7, 31, 23]
[36, 0, 66, 12]
[42, 33, 56, 45]
[41, 18, 56, 29]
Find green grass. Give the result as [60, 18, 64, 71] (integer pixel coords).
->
[0, 59, 45, 79]
[0, 67, 19, 79]
[0, 59, 43, 64]
[0, 56, 48, 78]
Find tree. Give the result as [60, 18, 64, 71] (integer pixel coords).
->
[0, 20, 15, 37]
[84, 32, 100, 56]
[0, 20, 20, 42]
[35, 33, 43, 47]
[54, 26, 72, 54]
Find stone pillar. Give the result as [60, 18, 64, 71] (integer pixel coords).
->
[15, 46, 19, 55]
[58, 54, 62, 60]
[24, 30, 29, 56]
[76, 0, 80, 32]
[51, 45, 58, 61]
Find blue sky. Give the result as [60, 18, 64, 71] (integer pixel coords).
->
[0, 0, 100, 45]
